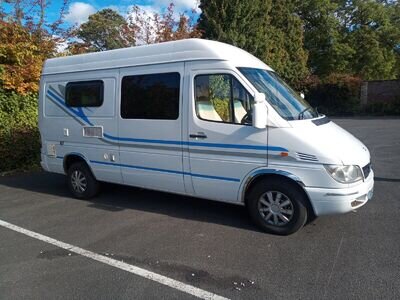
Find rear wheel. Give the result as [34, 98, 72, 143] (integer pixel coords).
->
[246, 178, 308, 235]
[67, 162, 99, 199]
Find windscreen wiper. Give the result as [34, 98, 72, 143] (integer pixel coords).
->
[298, 107, 312, 120]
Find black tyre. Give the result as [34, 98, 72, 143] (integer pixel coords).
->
[246, 178, 308, 235]
[67, 162, 100, 199]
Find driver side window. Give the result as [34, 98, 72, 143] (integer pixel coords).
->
[194, 74, 253, 125]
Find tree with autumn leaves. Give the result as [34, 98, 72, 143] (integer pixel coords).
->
[0, 2, 200, 94]
[0, 0, 68, 94]
[0, 20, 53, 94]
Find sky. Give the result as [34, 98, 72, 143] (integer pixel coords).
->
[56, 0, 200, 25]
[2, 0, 200, 26]
[2, 0, 200, 51]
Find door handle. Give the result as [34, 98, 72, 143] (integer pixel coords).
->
[189, 133, 208, 139]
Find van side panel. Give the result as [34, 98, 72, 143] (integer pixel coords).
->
[40, 69, 122, 184]
[117, 63, 185, 194]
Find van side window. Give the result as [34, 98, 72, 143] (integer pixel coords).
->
[65, 80, 104, 107]
[194, 74, 253, 124]
[121, 72, 180, 120]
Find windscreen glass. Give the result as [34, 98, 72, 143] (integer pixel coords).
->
[238, 68, 318, 120]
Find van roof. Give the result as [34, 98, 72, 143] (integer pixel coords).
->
[42, 38, 271, 75]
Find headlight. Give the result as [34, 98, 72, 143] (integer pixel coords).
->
[324, 165, 363, 183]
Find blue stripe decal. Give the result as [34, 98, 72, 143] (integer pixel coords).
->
[103, 133, 183, 146]
[187, 141, 284, 151]
[46, 90, 288, 152]
[90, 160, 240, 182]
[189, 172, 240, 182]
[47, 90, 93, 126]
[103, 133, 285, 151]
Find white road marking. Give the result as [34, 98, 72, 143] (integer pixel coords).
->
[0, 219, 229, 300]
[323, 236, 344, 297]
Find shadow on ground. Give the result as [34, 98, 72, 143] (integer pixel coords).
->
[374, 176, 400, 183]
[0, 171, 264, 232]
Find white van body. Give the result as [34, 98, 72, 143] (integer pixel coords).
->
[39, 39, 374, 234]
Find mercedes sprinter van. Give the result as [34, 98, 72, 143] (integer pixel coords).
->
[39, 39, 374, 235]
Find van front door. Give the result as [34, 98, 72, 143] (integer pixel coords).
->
[187, 68, 269, 203]
[118, 63, 185, 193]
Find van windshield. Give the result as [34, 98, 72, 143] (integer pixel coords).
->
[238, 67, 319, 120]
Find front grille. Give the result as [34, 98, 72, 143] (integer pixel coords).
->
[362, 163, 371, 179]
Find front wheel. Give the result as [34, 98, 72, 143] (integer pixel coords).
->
[246, 178, 308, 235]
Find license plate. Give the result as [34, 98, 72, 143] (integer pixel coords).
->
[367, 188, 374, 200]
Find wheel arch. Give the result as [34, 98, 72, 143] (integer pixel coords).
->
[240, 169, 316, 218]
[63, 153, 95, 178]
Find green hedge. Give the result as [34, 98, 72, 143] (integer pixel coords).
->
[304, 75, 400, 116]
[305, 74, 362, 116]
[0, 90, 40, 172]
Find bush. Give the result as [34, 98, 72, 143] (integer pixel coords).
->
[304, 74, 362, 116]
[0, 90, 40, 172]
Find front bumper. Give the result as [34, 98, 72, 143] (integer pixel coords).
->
[305, 170, 374, 216]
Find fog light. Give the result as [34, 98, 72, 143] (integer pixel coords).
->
[351, 195, 366, 207]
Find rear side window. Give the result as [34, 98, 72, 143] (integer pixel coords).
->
[121, 72, 180, 120]
[65, 80, 104, 107]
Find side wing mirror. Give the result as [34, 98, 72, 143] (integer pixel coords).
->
[253, 92, 267, 129]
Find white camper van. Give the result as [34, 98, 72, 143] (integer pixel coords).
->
[39, 39, 374, 235]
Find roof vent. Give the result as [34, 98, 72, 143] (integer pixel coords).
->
[296, 152, 318, 162]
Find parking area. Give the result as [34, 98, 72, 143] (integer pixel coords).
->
[0, 118, 399, 299]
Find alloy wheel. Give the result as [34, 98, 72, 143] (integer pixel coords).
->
[258, 191, 294, 226]
[71, 170, 87, 193]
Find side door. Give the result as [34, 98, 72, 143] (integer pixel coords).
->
[118, 63, 185, 194]
[187, 65, 269, 203]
